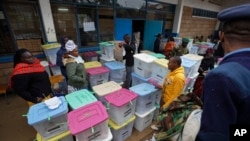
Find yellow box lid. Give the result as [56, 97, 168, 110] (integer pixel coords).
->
[41, 43, 61, 50]
[84, 61, 102, 69]
[140, 50, 154, 55]
[108, 115, 136, 130]
[153, 58, 169, 68]
[92, 81, 122, 96]
[36, 130, 71, 141]
[182, 54, 203, 61]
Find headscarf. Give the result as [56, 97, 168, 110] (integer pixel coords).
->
[65, 40, 77, 52]
[10, 58, 45, 88]
[182, 38, 190, 43]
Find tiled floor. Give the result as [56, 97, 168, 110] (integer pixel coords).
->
[0, 93, 156, 141]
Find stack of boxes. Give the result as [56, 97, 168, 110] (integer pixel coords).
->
[99, 42, 115, 64]
[41, 43, 62, 76]
[82, 51, 98, 62]
[181, 54, 203, 92]
[104, 61, 126, 84]
[129, 83, 157, 132]
[68, 101, 110, 141]
[28, 96, 74, 141]
[132, 52, 165, 124]
[104, 88, 137, 141]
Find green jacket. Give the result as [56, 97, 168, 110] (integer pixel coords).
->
[63, 58, 87, 89]
[172, 45, 189, 56]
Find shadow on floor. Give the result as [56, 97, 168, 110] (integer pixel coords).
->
[0, 93, 156, 141]
[0, 93, 36, 141]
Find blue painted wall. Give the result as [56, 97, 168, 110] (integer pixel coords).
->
[143, 20, 163, 51]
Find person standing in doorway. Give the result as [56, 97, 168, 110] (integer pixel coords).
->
[196, 4, 250, 141]
[120, 34, 136, 89]
[154, 33, 162, 53]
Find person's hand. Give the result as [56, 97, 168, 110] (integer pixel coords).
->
[36, 97, 43, 103]
[148, 78, 162, 89]
[118, 42, 123, 48]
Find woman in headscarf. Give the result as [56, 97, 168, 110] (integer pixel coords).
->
[63, 40, 88, 93]
[193, 48, 215, 97]
[11, 49, 52, 106]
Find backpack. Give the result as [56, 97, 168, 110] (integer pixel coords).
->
[153, 92, 203, 141]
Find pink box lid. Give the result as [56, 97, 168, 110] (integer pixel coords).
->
[83, 51, 98, 57]
[104, 88, 137, 107]
[86, 66, 109, 75]
[67, 101, 108, 135]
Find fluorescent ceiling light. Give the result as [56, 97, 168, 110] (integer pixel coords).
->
[58, 8, 69, 12]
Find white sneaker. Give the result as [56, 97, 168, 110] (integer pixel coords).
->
[151, 125, 159, 130]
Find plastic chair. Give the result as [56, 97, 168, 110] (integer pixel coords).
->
[0, 70, 12, 104]
[0, 84, 9, 104]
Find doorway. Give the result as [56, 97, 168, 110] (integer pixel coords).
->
[132, 20, 145, 41]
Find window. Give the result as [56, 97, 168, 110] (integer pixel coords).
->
[116, 0, 145, 10]
[98, 8, 114, 42]
[3, 1, 42, 53]
[51, 4, 78, 44]
[192, 8, 218, 19]
[77, 7, 98, 47]
[0, 10, 15, 55]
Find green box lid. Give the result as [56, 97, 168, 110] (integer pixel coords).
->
[65, 89, 97, 110]
[150, 53, 165, 59]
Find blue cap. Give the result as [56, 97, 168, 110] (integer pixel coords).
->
[218, 4, 250, 22]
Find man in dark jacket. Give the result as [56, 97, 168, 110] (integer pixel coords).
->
[122, 34, 136, 88]
[56, 36, 68, 80]
[196, 4, 250, 141]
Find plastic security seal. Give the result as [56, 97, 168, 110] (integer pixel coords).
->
[44, 96, 62, 109]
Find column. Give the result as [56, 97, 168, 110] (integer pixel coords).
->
[38, 0, 57, 42]
[172, 0, 184, 37]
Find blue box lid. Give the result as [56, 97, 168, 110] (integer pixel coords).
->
[129, 83, 157, 96]
[181, 57, 196, 67]
[131, 72, 150, 81]
[104, 61, 125, 70]
[27, 96, 68, 125]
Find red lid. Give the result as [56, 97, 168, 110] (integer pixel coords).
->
[67, 101, 108, 135]
[86, 66, 109, 75]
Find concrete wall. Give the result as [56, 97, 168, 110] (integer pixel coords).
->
[179, 6, 217, 39]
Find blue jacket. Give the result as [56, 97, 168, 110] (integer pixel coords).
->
[196, 50, 250, 141]
[56, 36, 68, 80]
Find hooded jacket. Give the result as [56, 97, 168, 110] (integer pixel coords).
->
[162, 66, 185, 108]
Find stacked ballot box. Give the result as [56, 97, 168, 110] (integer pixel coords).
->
[181, 54, 203, 78]
[28, 97, 69, 140]
[133, 53, 157, 78]
[68, 101, 110, 141]
[104, 61, 126, 83]
[105, 88, 138, 141]
[129, 83, 157, 132]
[99, 42, 115, 60]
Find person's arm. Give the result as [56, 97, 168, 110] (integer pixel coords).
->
[162, 77, 185, 109]
[66, 62, 85, 83]
[124, 43, 135, 52]
[154, 39, 160, 53]
[56, 49, 63, 66]
[12, 75, 38, 103]
[196, 72, 235, 141]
